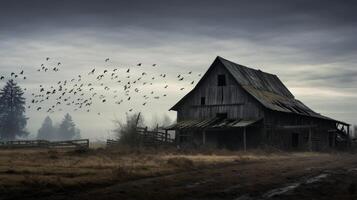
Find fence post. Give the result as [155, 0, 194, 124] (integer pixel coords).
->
[165, 130, 168, 142]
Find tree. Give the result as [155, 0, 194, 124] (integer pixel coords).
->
[37, 116, 55, 140]
[150, 114, 173, 130]
[113, 113, 144, 147]
[161, 114, 173, 128]
[57, 113, 79, 140]
[0, 80, 28, 140]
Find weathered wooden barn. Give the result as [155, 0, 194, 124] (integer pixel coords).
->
[167, 56, 350, 151]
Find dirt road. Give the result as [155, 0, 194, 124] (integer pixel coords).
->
[23, 153, 357, 200]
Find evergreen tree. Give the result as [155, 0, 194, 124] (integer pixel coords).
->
[37, 116, 55, 140]
[73, 128, 81, 140]
[0, 80, 28, 140]
[57, 113, 77, 140]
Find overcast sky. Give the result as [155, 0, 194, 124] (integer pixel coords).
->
[0, 0, 356, 139]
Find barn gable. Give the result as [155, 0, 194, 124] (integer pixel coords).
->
[171, 57, 263, 121]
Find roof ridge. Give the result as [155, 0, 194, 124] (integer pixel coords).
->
[216, 56, 295, 98]
[216, 56, 276, 77]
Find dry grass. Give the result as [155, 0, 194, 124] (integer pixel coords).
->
[0, 147, 338, 195]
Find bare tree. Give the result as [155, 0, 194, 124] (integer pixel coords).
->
[149, 113, 173, 130]
[113, 112, 144, 147]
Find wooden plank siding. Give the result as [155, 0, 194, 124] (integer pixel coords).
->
[263, 110, 336, 151]
[177, 62, 264, 121]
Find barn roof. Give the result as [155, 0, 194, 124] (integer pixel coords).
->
[166, 117, 261, 130]
[170, 56, 348, 125]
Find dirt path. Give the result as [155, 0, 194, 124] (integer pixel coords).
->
[30, 154, 357, 200]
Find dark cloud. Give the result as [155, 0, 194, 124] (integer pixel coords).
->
[1, 0, 357, 61]
[1, 0, 357, 33]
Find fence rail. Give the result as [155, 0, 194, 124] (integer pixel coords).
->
[107, 127, 175, 148]
[0, 139, 89, 149]
[106, 139, 120, 147]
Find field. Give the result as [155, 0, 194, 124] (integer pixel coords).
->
[0, 147, 357, 200]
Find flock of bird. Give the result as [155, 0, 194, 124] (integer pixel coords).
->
[0, 57, 201, 116]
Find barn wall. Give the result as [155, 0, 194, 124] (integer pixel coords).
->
[176, 62, 264, 121]
[189, 127, 263, 150]
[263, 110, 336, 151]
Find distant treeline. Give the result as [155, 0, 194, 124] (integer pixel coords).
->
[37, 114, 81, 141]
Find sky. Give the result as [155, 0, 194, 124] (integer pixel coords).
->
[0, 0, 356, 139]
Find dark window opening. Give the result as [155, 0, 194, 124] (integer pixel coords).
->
[200, 97, 206, 105]
[292, 133, 299, 148]
[217, 74, 226, 86]
[266, 130, 271, 140]
[216, 113, 228, 119]
[329, 132, 334, 147]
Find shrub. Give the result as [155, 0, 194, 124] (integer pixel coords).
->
[113, 113, 144, 147]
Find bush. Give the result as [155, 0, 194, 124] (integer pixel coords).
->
[113, 113, 144, 147]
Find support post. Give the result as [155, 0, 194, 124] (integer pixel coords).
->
[243, 127, 247, 152]
[308, 127, 312, 151]
[165, 130, 168, 142]
[202, 131, 206, 145]
[347, 125, 351, 147]
[135, 112, 141, 128]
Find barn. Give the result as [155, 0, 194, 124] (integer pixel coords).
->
[167, 56, 350, 151]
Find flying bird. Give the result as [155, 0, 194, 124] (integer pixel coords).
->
[89, 68, 95, 75]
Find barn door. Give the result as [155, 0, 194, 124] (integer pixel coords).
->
[292, 133, 299, 148]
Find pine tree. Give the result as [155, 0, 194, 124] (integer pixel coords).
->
[0, 80, 28, 140]
[37, 116, 55, 140]
[57, 113, 77, 140]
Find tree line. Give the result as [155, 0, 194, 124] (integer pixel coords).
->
[37, 114, 81, 140]
[0, 79, 80, 141]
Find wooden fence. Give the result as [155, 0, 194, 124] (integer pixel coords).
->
[0, 139, 89, 149]
[107, 127, 175, 148]
[106, 139, 119, 147]
[137, 127, 175, 146]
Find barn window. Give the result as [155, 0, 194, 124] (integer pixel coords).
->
[200, 97, 206, 105]
[217, 74, 226, 86]
[216, 113, 227, 119]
